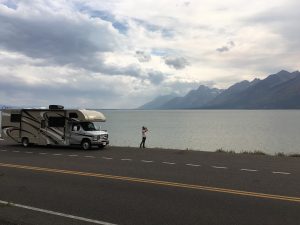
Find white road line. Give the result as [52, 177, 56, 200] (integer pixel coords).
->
[0, 200, 117, 225]
[39, 153, 48, 155]
[121, 159, 132, 161]
[272, 171, 291, 175]
[186, 163, 201, 167]
[68, 154, 78, 157]
[12, 151, 20, 153]
[102, 157, 113, 160]
[0, 138, 4, 141]
[240, 169, 258, 172]
[0, 150, 7, 152]
[84, 156, 95, 158]
[25, 152, 33, 154]
[212, 166, 227, 169]
[162, 162, 176, 165]
[52, 154, 62, 156]
[141, 160, 154, 163]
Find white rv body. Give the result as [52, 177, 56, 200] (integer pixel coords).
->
[1, 106, 109, 150]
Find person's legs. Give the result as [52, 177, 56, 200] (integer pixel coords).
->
[140, 139, 143, 148]
[142, 137, 146, 148]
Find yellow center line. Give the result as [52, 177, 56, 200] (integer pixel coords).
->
[0, 162, 300, 203]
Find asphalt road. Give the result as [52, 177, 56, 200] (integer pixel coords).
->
[0, 140, 300, 225]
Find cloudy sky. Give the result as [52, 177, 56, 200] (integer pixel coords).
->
[0, 0, 299, 108]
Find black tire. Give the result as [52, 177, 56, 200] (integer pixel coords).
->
[22, 138, 29, 148]
[81, 140, 91, 150]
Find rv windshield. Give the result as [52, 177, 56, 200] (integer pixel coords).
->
[80, 122, 97, 131]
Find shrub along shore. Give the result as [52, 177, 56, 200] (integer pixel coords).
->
[215, 148, 300, 157]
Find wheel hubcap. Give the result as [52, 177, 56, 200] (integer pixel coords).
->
[83, 142, 89, 150]
[23, 139, 28, 147]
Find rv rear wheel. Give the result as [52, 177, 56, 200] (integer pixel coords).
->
[81, 140, 91, 150]
[22, 138, 29, 148]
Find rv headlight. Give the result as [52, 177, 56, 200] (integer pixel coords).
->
[100, 134, 108, 139]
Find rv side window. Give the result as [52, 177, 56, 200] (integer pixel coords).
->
[69, 113, 78, 118]
[48, 117, 65, 127]
[11, 114, 21, 122]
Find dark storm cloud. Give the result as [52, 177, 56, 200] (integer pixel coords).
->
[164, 56, 189, 70]
[0, 3, 120, 66]
[0, 3, 154, 79]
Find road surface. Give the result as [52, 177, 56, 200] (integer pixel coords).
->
[0, 141, 299, 225]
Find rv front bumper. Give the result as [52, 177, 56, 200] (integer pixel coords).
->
[90, 134, 109, 146]
[91, 140, 109, 146]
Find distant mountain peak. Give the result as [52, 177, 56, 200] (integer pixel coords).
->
[251, 78, 260, 82]
[159, 85, 222, 109]
[278, 69, 290, 74]
[138, 69, 300, 109]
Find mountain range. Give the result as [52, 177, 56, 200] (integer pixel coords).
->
[138, 70, 300, 109]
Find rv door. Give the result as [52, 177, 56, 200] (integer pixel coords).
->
[69, 123, 81, 145]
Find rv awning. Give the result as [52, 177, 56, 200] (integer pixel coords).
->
[79, 110, 106, 122]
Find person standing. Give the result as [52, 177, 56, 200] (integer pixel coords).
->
[139, 126, 148, 148]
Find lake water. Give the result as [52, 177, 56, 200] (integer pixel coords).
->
[100, 110, 300, 154]
[1, 110, 300, 154]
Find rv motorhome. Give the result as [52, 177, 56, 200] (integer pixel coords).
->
[1, 105, 109, 150]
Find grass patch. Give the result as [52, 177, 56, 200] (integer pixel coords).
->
[216, 149, 268, 155]
[216, 148, 300, 158]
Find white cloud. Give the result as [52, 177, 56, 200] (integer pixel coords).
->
[0, 0, 299, 108]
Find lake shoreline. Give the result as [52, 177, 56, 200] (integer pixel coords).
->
[0, 136, 299, 162]
[1, 137, 299, 158]
[109, 145, 300, 158]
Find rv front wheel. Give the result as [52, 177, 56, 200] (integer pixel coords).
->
[22, 138, 29, 148]
[81, 140, 91, 150]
